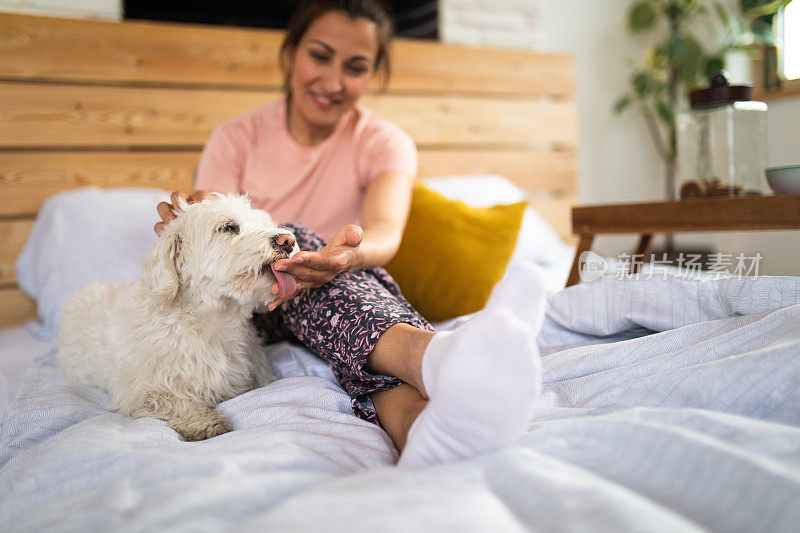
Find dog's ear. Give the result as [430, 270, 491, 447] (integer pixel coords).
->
[142, 231, 182, 307]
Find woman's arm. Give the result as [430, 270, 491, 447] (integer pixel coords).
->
[266, 171, 414, 310]
[286, 170, 413, 273]
[348, 170, 414, 270]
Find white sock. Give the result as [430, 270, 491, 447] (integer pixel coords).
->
[485, 261, 548, 332]
[398, 306, 544, 468]
[420, 260, 548, 401]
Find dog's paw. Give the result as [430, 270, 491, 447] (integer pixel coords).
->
[171, 415, 232, 441]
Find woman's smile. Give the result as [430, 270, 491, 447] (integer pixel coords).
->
[309, 91, 341, 111]
[286, 10, 378, 145]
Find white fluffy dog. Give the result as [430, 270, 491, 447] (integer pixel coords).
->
[57, 194, 299, 441]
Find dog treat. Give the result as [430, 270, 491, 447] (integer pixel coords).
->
[680, 178, 743, 199]
[679, 180, 707, 199]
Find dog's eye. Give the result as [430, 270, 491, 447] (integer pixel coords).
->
[218, 222, 240, 235]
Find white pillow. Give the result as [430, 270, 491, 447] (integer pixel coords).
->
[421, 174, 575, 269]
[421, 174, 527, 207]
[15, 187, 170, 341]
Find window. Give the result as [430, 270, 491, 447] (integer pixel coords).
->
[755, 2, 800, 100]
[778, 1, 799, 80]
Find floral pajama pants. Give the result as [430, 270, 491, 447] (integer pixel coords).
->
[251, 223, 433, 425]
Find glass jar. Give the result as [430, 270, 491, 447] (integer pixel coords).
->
[676, 73, 768, 199]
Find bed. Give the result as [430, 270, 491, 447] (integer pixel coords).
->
[2, 13, 800, 533]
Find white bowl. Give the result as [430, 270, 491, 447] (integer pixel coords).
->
[766, 166, 800, 194]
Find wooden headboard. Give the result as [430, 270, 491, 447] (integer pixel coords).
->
[0, 13, 578, 328]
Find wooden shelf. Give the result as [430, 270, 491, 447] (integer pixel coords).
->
[567, 194, 800, 287]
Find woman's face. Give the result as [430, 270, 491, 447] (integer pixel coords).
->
[287, 10, 379, 138]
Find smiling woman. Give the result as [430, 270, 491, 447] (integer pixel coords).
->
[282, 10, 386, 144]
[0, 0, 579, 469]
[151, 0, 546, 467]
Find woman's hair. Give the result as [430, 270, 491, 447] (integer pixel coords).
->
[279, 0, 394, 93]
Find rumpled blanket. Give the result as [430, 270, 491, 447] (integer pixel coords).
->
[1, 275, 799, 532]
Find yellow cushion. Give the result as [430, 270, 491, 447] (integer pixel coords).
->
[384, 183, 526, 322]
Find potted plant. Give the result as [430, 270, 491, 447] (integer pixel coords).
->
[614, 0, 792, 205]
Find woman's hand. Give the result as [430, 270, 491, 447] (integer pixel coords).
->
[267, 224, 363, 311]
[154, 190, 210, 235]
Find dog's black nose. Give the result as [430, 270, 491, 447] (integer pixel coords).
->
[273, 233, 296, 255]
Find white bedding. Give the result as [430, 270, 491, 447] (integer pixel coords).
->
[0, 326, 55, 423]
[1, 274, 799, 532]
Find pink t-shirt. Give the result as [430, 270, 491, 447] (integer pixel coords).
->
[195, 98, 417, 241]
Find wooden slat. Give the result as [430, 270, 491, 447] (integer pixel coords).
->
[0, 150, 576, 217]
[418, 149, 577, 193]
[566, 233, 595, 287]
[0, 13, 286, 88]
[0, 220, 33, 286]
[367, 95, 577, 146]
[391, 40, 574, 97]
[0, 13, 574, 97]
[0, 152, 197, 217]
[0, 287, 36, 328]
[0, 82, 274, 148]
[632, 234, 654, 274]
[0, 82, 577, 148]
[572, 195, 800, 234]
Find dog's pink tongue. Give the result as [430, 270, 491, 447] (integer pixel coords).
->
[270, 263, 297, 299]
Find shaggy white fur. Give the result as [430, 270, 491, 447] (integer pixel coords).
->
[57, 194, 298, 441]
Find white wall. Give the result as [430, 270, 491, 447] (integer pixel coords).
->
[0, 0, 119, 18]
[440, 0, 544, 49]
[443, 0, 800, 276]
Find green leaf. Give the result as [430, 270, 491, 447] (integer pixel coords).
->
[646, 44, 669, 68]
[614, 95, 633, 114]
[683, 0, 704, 13]
[742, 0, 792, 19]
[656, 100, 674, 124]
[704, 55, 725, 78]
[677, 36, 705, 84]
[627, 1, 658, 33]
[633, 71, 653, 97]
